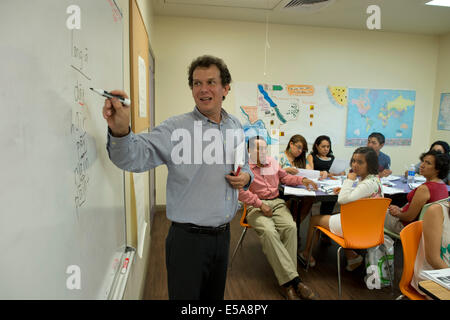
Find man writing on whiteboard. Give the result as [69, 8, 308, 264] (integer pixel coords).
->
[102, 55, 253, 300]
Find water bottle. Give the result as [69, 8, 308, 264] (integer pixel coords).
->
[407, 164, 415, 184]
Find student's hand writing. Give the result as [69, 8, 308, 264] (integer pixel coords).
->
[302, 178, 318, 191]
[284, 167, 299, 175]
[260, 203, 273, 217]
[102, 90, 131, 137]
[333, 187, 341, 195]
[225, 172, 251, 189]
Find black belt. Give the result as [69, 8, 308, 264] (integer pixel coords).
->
[172, 222, 229, 235]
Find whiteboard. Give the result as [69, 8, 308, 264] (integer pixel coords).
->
[0, 0, 126, 299]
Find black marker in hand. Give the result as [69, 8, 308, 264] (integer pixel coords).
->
[90, 88, 131, 106]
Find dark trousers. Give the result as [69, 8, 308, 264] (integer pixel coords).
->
[165, 223, 230, 300]
[320, 200, 337, 214]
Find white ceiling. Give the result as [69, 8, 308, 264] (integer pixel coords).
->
[152, 0, 450, 35]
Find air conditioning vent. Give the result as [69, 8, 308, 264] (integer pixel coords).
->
[284, 0, 329, 8]
[281, 0, 335, 12]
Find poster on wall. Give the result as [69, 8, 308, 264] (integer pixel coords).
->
[344, 88, 416, 146]
[438, 93, 450, 131]
[234, 82, 347, 153]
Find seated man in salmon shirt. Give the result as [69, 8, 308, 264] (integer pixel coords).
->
[238, 136, 319, 300]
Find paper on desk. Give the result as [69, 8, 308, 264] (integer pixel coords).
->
[329, 159, 348, 174]
[414, 175, 426, 182]
[318, 179, 342, 187]
[409, 182, 424, 189]
[319, 185, 337, 194]
[420, 268, 450, 290]
[284, 186, 316, 196]
[382, 186, 405, 194]
[296, 169, 320, 180]
[383, 175, 401, 181]
[380, 178, 395, 187]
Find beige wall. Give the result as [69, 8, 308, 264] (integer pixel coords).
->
[153, 16, 440, 205]
[431, 33, 450, 144]
[137, 0, 155, 45]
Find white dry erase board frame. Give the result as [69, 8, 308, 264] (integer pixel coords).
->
[0, 0, 128, 299]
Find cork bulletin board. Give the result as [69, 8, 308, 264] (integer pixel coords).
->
[129, 0, 150, 133]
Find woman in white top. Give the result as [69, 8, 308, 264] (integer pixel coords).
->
[411, 201, 450, 298]
[299, 147, 383, 271]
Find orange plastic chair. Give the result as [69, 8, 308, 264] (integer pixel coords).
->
[397, 221, 427, 300]
[229, 204, 250, 269]
[306, 198, 393, 298]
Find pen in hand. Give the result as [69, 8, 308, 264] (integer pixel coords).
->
[229, 166, 241, 177]
[90, 88, 131, 106]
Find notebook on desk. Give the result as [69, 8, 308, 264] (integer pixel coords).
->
[284, 186, 317, 196]
[420, 268, 450, 290]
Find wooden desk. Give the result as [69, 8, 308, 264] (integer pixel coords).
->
[418, 280, 450, 300]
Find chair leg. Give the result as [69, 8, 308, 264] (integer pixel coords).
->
[229, 227, 248, 270]
[337, 246, 343, 298]
[395, 294, 405, 300]
[305, 228, 318, 272]
[382, 244, 394, 294]
[296, 212, 301, 247]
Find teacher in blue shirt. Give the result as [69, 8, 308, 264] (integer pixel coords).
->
[102, 55, 253, 300]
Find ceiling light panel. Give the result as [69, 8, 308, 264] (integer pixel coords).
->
[425, 0, 450, 7]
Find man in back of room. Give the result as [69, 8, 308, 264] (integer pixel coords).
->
[238, 136, 318, 300]
[367, 132, 392, 178]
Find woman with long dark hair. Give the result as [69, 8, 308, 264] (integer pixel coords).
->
[299, 147, 383, 271]
[278, 134, 312, 174]
[307, 135, 344, 180]
[307, 135, 345, 216]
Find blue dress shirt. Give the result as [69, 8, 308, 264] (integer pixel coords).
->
[106, 107, 253, 227]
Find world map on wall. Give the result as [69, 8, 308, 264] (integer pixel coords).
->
[235, 83, 417, 149]
[438, 93, 450, 131]
[235, 82, 347, 149]
[345, 88, 416, 146]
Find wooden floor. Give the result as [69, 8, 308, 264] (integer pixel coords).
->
[143, 204, 403, 300]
